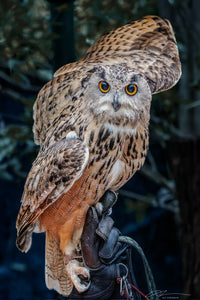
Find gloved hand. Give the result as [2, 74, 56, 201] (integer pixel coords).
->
[68, 191, 141, 300]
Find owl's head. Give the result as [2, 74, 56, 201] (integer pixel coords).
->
[81, 64, 152, 130]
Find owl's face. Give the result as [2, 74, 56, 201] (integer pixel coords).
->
[81, 64, 152, 130]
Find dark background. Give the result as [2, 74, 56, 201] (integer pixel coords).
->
[0, 0, 200, 299]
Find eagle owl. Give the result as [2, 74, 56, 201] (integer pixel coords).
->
[16, 16, 181, 296]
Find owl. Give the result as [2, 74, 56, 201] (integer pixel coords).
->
[16, 16, 181, 296]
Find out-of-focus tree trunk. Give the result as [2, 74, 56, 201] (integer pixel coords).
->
[159, 0, 200, 297]
[48, 0, 75, 72]
[168, 138, 200, 297]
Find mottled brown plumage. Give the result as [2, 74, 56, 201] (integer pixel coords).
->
[16, 16, 181, 296]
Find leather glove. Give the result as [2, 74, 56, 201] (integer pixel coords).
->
[68, 191, 141, 300]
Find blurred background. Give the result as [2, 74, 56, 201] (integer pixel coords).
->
[0, 0, 200, 299]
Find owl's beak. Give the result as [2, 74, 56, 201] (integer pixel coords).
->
[113, 94, 121, 112]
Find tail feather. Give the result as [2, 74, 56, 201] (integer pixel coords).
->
[45, 231, 73, 296]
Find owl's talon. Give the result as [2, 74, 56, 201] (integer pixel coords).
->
[75, 242, 81, 252]
[66, 260, 90, 293]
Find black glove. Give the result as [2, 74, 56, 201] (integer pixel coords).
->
[68, 191, 141, 300]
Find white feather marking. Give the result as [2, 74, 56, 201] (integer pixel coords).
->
[32, 172, 40, 190]
[64, 242, 74, 257]
[108, 159, 125, 187]
[46, 269, 61, 293]
[105, 122, 137, 135]
[66, 131, 78, 139]
[98, 103, 110, 112]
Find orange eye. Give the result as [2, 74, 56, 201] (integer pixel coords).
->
[99, 81, 110, 93]
[125, 84, 138, 96]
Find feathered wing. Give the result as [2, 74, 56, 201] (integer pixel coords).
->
[33, 72, 78, 146]
[16, 137, 89, 253]
[55, 15, 181, 94]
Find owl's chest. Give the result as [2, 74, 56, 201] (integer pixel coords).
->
[84, 125, 124, 168]
[81, 124, 147, 194]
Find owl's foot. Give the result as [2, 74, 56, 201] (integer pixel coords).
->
[66, 260, 90, 293]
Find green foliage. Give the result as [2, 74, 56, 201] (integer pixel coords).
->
[0, 122, 37, 181]
[0, 0, 51, 182]
[0, 0, 52, 77]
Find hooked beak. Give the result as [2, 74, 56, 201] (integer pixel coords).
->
[112, 94, 121, 112]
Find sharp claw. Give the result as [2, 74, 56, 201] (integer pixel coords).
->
[66, 260, 90, 293]
[76, 276, 90, 293]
